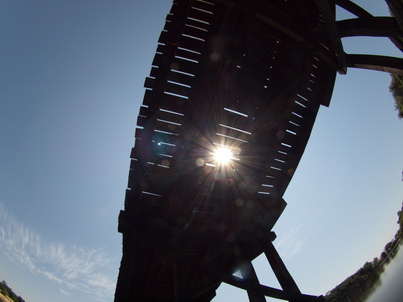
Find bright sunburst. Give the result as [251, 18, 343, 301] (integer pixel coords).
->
[213, 147, 233, 165]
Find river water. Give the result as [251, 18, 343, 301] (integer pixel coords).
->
[366, 247, 403, 302]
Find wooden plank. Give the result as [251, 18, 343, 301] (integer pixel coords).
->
[154, 121, 181, 135]
[163, 16, 185, 33]
[176, 47, 201, 63]
[149, 67, 161, 78]
[178, 34, 206, 52]
[159, 29, 183, 45]
[244, 42, 277, 65]
[155, 44, 177, 57]
[164, 81, 191, 98]
[137, 116, 147, 127]
[155, 110, 184, 126]
[135, 128, 145, 139]
[144, 77, 155, 89]
[157, 94, 187, 112]
[170, 54, 201, 75]
[189, 6, 214, 24]
[167, 70, 195, 86]
[169, 1, 188, 17]
[185, 17, 211, 32]
[216, 126, 251, 143]
[138, 105, 150, 117]
[193, 0, 216, 12]
[183, 24, 208, 41]
[143, 90, 187, 109]
[152, 53, 171, 68]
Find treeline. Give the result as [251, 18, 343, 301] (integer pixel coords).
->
[0, 281, 25, 302]
[325, 202, 403, 302]
[387, 0, 403, 119]
[389, 74, 403, 119]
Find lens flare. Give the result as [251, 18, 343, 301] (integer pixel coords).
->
[213, 147, 233, 165]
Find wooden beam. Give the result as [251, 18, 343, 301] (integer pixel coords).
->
[263, 241, 301, 299]
[223, 274, 290, 300]
[334, 0, 372, 18]
[338, 16, 403, 52]
[346, 54, 403, 75]
[223, 275, 325, 302]
[244, 262, 266, 302]
[337, 17, 402, 38]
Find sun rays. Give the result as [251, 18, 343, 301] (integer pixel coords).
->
[213, 147, 233, 165]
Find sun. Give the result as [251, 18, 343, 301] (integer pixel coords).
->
[213, 147, 233, 165]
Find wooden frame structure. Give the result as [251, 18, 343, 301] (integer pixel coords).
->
[114, 1, 402, 301]
[325, 0, 403, 74]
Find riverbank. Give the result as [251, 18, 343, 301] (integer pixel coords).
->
[367, 247, 403, 301]
[0, 293, 15, 302]
[0, 281, 25, 302]
[324, 203, 403, 302]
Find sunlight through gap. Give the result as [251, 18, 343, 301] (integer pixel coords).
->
[213, 147, 233, 165]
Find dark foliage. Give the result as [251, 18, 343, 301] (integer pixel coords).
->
[386, 0, 403, 119]
[0, 281, 25, 302]
[389, 73, 403, 119]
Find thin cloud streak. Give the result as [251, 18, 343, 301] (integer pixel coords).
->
[0, 203, 116, 301]
[275, 223, 307, 260]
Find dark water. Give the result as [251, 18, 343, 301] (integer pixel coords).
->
[366, 247, 403, 302]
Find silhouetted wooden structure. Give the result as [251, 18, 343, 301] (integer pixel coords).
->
[115, 1, 403, 301]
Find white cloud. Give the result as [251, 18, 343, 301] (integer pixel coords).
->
[60, 289, 72, 296]
[274, 223, 307, 260]
[0, 203, 117, 301]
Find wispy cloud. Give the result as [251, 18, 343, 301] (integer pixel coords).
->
[60, 289, 72, 296]
[275, 223, 307, 260]
[0, 203, 117, 301]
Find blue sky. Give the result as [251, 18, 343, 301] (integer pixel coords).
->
[0, 1, 402, 302]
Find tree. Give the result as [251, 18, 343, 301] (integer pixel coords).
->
[0, 281, 25, 302]
[389, 73, 403, 119]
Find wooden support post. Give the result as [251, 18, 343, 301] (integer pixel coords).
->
[263, 241, 301, 301]
[244, 262, 266, 302]
[313, 0, 347, 74]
